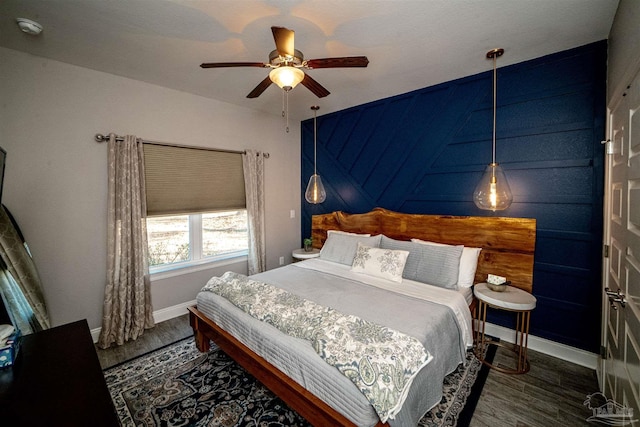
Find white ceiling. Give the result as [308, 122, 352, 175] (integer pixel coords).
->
[0, 0, 619, 122]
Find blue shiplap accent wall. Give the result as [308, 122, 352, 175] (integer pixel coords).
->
[301, 41, 606, 353]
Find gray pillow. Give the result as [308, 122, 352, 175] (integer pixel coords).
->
[319, 233, 382, 265]
[380, 235, 463, 289]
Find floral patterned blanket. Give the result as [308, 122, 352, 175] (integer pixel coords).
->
[201, 271, 433, 422]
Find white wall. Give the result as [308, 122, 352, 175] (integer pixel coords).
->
[607, 0, 640, 101]
[0, 47, 301, 330]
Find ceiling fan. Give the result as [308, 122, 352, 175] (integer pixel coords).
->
[200, 26, 369, 99]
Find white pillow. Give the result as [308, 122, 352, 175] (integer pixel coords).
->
[411, 238, 481, 288]
[327, 229, 371, 237]
[351, 243, 409, 283]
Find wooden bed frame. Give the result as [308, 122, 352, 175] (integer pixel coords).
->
[189, 208, 536, 426]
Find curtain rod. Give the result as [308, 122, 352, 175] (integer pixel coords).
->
[94, 133, 269, 158]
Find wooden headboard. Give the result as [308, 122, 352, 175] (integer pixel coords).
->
[312, 207, 536, 293]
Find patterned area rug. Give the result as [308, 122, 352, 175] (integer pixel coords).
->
[104, 338, 494, 427]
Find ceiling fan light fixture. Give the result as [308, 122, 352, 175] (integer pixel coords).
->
[201, 26, 368, 101]
[269, 66, 304, 91]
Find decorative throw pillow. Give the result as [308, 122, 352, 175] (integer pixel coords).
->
[411, 238, 481, 288]
[319, 233, 382, 265]
[351, 243, 409, 283]
[380, 235, 463, 289]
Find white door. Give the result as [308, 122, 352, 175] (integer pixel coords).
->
[601, 69, 640, 425]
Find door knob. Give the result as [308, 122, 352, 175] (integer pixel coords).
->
[604, 287, 627, 310]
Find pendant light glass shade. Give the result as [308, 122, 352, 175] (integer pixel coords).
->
[473, 48, 512, 211]
[305, 174, 326, 204]
[473, 163, 512, 211]
[305, 106, 326, 204]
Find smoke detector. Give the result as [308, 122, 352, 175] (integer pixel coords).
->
[16, 18, 43, 35]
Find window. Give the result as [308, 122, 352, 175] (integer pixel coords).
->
[201, 211, 248, 257]
[147, 210, 248, 272]
[142, 143, 248, 273]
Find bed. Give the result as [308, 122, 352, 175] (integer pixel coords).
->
[189, 208, 536, 426]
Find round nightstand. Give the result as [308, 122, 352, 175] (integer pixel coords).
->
[292, 248, 320, 261]
[473, 282, 537, 374]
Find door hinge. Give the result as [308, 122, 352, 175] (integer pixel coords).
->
[604, 244, 609, 258]
[600, 345, 607, 358]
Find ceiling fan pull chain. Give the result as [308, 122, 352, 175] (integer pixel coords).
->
[281, 90, 291, 133]
[281, 90, 286, 118]
[284, 91, 289, 133]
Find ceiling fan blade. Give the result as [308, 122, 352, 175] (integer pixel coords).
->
[246, 76, 273, 98]
[200, 62, 267, 69]
[301, 74, 330, 98]
[305, 56, 369, 69]
[271, 26, 295, 57]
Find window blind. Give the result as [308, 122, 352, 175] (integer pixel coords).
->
[143, 144, 246, 216]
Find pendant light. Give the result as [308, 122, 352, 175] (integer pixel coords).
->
[473, 48, 513, 211]
[305, 106, 327, 204]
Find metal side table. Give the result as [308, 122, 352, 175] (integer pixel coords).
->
[473, 282, 537, 374]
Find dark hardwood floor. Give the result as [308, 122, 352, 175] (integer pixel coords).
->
[95, 314, 193, 369]
[96, 315, 599, 426]
[471, 346, 599, 426]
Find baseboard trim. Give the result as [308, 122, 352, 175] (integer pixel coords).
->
[484, 322, 598, 369]
[90, 300, 196, 343]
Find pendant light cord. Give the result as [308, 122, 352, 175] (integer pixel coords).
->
[311, 105, 320, 175]
[492, 53, 497, 165]
[313, 107, 317, 175]
[487, 48, 503, 182]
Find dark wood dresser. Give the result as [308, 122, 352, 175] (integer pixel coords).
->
[0, 319, 119, 426]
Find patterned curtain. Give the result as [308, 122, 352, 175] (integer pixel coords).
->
[0, 206, 50, 333]
[98, 134, 154, 349]
[242, 150, 266, 275]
